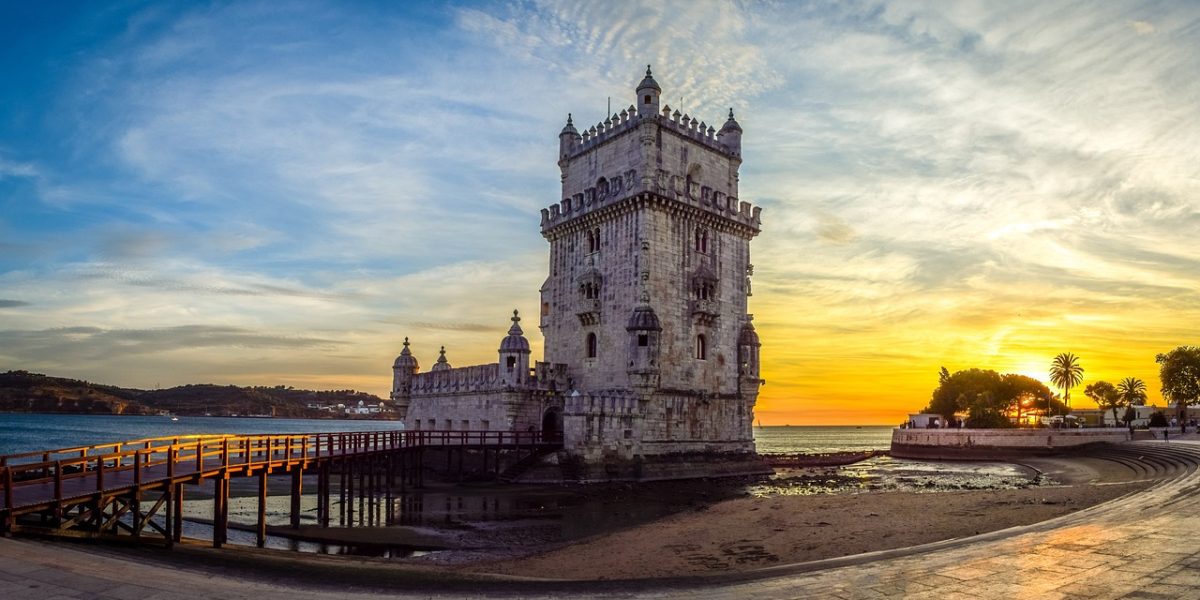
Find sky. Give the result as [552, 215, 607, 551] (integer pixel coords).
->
[1, 1, 1198, 425]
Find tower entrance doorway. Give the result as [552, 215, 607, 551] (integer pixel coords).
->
[542, 407, 563, 442]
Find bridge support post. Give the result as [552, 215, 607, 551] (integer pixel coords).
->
[318, 462, 330, 528]
[338, 460, 347, 527]
[289, 466, 302, 529]
[257, 470, 268, 547]
[172, 483, 183, 543]
[212, 477, 228, 548]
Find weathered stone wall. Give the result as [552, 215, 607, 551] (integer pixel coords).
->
[561, 390, 755, 460]
[891, 428, 1132, 459]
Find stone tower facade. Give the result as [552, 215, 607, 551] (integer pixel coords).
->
[391, 67, 765, 480]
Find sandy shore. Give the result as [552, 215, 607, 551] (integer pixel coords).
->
[452, 479, 1146, 580]
[97, 454, 1153, 583]
[215, 454, 1143, 581]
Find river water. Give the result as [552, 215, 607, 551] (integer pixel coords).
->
[0, 414, 1037, 556]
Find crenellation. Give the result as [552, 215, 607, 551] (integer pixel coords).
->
[392, 66, 764, 480]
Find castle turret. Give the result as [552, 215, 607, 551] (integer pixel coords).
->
[737, 318, 762, 389]
[718, 108, 743, 157]
[431, 346, 451, 372]
[498, 309, 531, 386]
[636, 65, 661, 118]
[626, 302, 662, 390]
[391, 337, 420, 419]
[559, 113, 580, 164]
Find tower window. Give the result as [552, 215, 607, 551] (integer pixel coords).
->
[644, 94, 652, 104]
[507, 356, 516, 371]
[695, 228, 709, 253]
[582, 281, 600, 299]
[586, 332, 598, 358]
[638, 334, 649, 347]
[586, 228, 601, 253]
[695, 335, 707, 360]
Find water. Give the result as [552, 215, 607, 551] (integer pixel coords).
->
[0, 413, 404, 456]
[0, 416, 893, 457]
[0, 415, 1040, 557]
[753, 425, 893, 454]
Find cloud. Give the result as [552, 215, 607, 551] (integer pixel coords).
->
[2, 1, 1198, 421]
[0, 299, 30, 308]
[0, 324, 343, 362]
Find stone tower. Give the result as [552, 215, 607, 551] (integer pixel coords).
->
[539, 66, 763, 462]
[391, 66, 766, 480]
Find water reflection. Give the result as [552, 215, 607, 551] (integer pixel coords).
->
[176, 457, 1046, 557]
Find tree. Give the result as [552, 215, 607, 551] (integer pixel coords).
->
[926, 369, 1059, 428]
[1122, 405, 1137, 427]
[1149, 411, 1168, 428]
[1049, 353, 1084, 415]
[1156, 346, 1200, 421]
[1117, 377, 1147, 407]
[1084, 381, 1122, 425]
[927, 368, 1004, 423]
[1000, 374, 1053, 426]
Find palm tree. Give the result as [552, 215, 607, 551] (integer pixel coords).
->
[1117, 377, 1147, 424]
[1049, 353, 1084, 416]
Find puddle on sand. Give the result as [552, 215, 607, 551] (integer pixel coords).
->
[750, 456, 1050, 497]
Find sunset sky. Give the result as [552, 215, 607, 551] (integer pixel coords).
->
[1, 1, 1197, 425]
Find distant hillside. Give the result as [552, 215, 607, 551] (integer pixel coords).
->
[0, 371, 388, 418]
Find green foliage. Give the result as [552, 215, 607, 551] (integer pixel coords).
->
[927, 368, 1002, 420]
[926, 369, 1056, 427]
[1001, 373, 1054, 423]
[1156, 346, 1200, 408]
[1149, 411, 1169, 428]
[1117, 377, 1147, 407]
[1049, 352, 1084, 409]
[1084, 380, 1122, 423]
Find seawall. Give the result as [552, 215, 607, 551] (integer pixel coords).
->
[891, 428, 1132, 459]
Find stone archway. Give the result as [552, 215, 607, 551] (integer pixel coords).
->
[542, 407, 563, 442]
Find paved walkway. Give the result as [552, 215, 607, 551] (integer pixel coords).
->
[3, 441, 1199, 599]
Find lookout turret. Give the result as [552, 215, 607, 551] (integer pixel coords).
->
[498, 310, 531, 386]
[390, 337, 419, 418]
[636, 65, 661, 118]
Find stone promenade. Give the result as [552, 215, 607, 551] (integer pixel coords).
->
[2, 440, 1198, 599]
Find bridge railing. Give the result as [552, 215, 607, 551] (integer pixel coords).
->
[1, 430, 552, 511]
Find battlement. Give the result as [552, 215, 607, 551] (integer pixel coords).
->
[559, 108, 737, 161]
[540, 186, 762, 236]
[410, 363, 501, 395]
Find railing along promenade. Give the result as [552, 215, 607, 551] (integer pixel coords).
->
[0, 430, 558, 548]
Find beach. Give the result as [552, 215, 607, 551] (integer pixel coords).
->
[168, 454, 1148, 582]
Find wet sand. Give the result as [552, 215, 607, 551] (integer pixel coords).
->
[456, 481, 1146, 579]
[185, 454, 1143, 581]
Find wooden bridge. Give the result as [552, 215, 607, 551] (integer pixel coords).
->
[0, 430, 559, 548]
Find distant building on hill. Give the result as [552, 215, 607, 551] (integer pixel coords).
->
[390, 67, 767, 481]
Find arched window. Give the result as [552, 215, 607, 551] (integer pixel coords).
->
[695, 335, 707, 360]
[586, 228, 601, 253]
[586, 332, 598, 358]
[694, 228, 708, 253]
